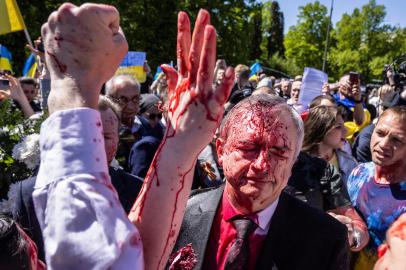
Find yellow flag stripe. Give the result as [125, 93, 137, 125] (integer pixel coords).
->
[0, 0, 25, 35]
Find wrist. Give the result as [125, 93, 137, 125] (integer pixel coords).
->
[48, 79, 100, 114]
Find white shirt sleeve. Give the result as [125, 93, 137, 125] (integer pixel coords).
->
[33, 108, 144, 270]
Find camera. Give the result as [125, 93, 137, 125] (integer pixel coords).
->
[383, 54, 406, 90]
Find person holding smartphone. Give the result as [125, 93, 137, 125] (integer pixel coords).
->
[0, 72, 34, 118]
[333, 72, 365, 126]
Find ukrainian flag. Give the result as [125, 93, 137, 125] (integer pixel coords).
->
[0, 44, 12, 72]
[0, 0, 25, 35]
[22, 53, 37, 77]
[249, 62, 262, 78]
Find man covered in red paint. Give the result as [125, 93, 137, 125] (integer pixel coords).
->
[33, 3, 233, 270]
[172, 94, 350, 269]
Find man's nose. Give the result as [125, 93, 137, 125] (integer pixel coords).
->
[251, 149, 269, 172]
[378, 135, 391, 150]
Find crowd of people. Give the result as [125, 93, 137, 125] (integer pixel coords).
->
[0, 3, 405, 270]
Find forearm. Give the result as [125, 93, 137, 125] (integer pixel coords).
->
[15, 96, 34, 118]
[129, 135, 198, 270]
[353, 104, 365, 126]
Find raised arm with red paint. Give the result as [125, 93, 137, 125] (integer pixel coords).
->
[128, 9, 234, 270]
[36, 3, 232, 269]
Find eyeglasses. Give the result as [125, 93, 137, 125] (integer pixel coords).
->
[147, 113, 162, 120]
[108, 95, 139, 106]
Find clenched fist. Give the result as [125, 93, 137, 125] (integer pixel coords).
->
[42, 3, 128, 112]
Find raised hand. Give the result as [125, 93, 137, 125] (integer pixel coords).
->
[160, 9, 234, 153]
[0, 75, 34, 117]
[130, 10, 234, 270]
[41, 3, 128, 112]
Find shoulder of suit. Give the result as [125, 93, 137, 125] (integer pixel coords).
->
[280, 192, 348, 236]
[187, 186, 222, 204]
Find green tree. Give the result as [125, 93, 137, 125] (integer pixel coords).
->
[261, 1, 284, 60]
[330, 0, 404, 81]
[0, 0, 262, 74]
[284, 1, 330, 72]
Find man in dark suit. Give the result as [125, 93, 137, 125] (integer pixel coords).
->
[172, 94, 349, 270]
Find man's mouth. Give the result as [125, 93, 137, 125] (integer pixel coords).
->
[374, 150, 391, 159]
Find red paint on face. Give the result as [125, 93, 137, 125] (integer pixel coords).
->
[219, 104, 298, 213]
[133, 76, 221, 268]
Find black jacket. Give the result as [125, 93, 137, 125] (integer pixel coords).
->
[172, 186, 350, 270]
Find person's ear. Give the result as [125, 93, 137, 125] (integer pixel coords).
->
[216, 138, 225, 166]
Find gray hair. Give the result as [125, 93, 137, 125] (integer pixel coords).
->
[105, 74, 140, 97]
[220, 94, 304, 158]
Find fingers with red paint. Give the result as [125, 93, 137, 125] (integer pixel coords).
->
[177, 12, 191, 78]
[196, 25, 216, 98]
[188, 9, 210, 86]
[160, 64, 178, 92]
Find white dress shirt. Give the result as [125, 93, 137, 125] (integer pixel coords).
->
[33, 108, 144, 270]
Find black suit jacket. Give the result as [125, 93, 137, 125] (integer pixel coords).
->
[173, 186, 349, 270]
[12, 167, 143, 261]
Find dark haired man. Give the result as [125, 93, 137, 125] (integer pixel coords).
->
[347, 106, 406, 267]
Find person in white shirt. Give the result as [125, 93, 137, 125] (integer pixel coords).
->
[33, 3, 234, 270]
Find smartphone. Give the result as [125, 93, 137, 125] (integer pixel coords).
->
[0, 79, 10, 88]
[349, 72, 359, 85]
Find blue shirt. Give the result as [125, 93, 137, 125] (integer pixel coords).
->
[347, 162, 406, 251]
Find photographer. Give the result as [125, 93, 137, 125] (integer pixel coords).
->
[0, 73, 34, 118]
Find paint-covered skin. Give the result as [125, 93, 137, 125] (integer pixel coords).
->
[129, 9, 234, 270]
[41, 4, 233, 270]
[371, 114, 406, 184]
[374, 213, 406, 270]
[218, 104, 298, 214]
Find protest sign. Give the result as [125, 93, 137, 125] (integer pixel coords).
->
[115, 51, 147, 82]
[299, 67, 328, 108]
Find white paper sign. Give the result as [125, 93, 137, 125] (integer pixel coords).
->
[299, 67, 328, 108]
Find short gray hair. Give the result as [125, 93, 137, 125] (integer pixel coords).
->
[220, 94, 304, 158]
[105, 74, 140, 97]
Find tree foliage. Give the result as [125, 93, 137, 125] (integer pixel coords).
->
[261, 1, 284, 59]
[284, 1, 330, 72]
[0, 0, 404, 82]
[0, 0, 263, 75]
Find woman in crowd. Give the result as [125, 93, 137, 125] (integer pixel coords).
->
[303, 105, 358, 184]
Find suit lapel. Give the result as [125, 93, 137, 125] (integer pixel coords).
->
[255, 193, 289, 269]
[188, 186, 224, 270]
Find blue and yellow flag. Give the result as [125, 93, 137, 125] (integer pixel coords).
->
[249, 62, 262, 78]
[22, 53, 37, 77]
[0, 0, 25, 35]
[0, 44, 12, 72]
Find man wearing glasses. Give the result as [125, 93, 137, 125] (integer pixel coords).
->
[105, 74, 141, 171]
